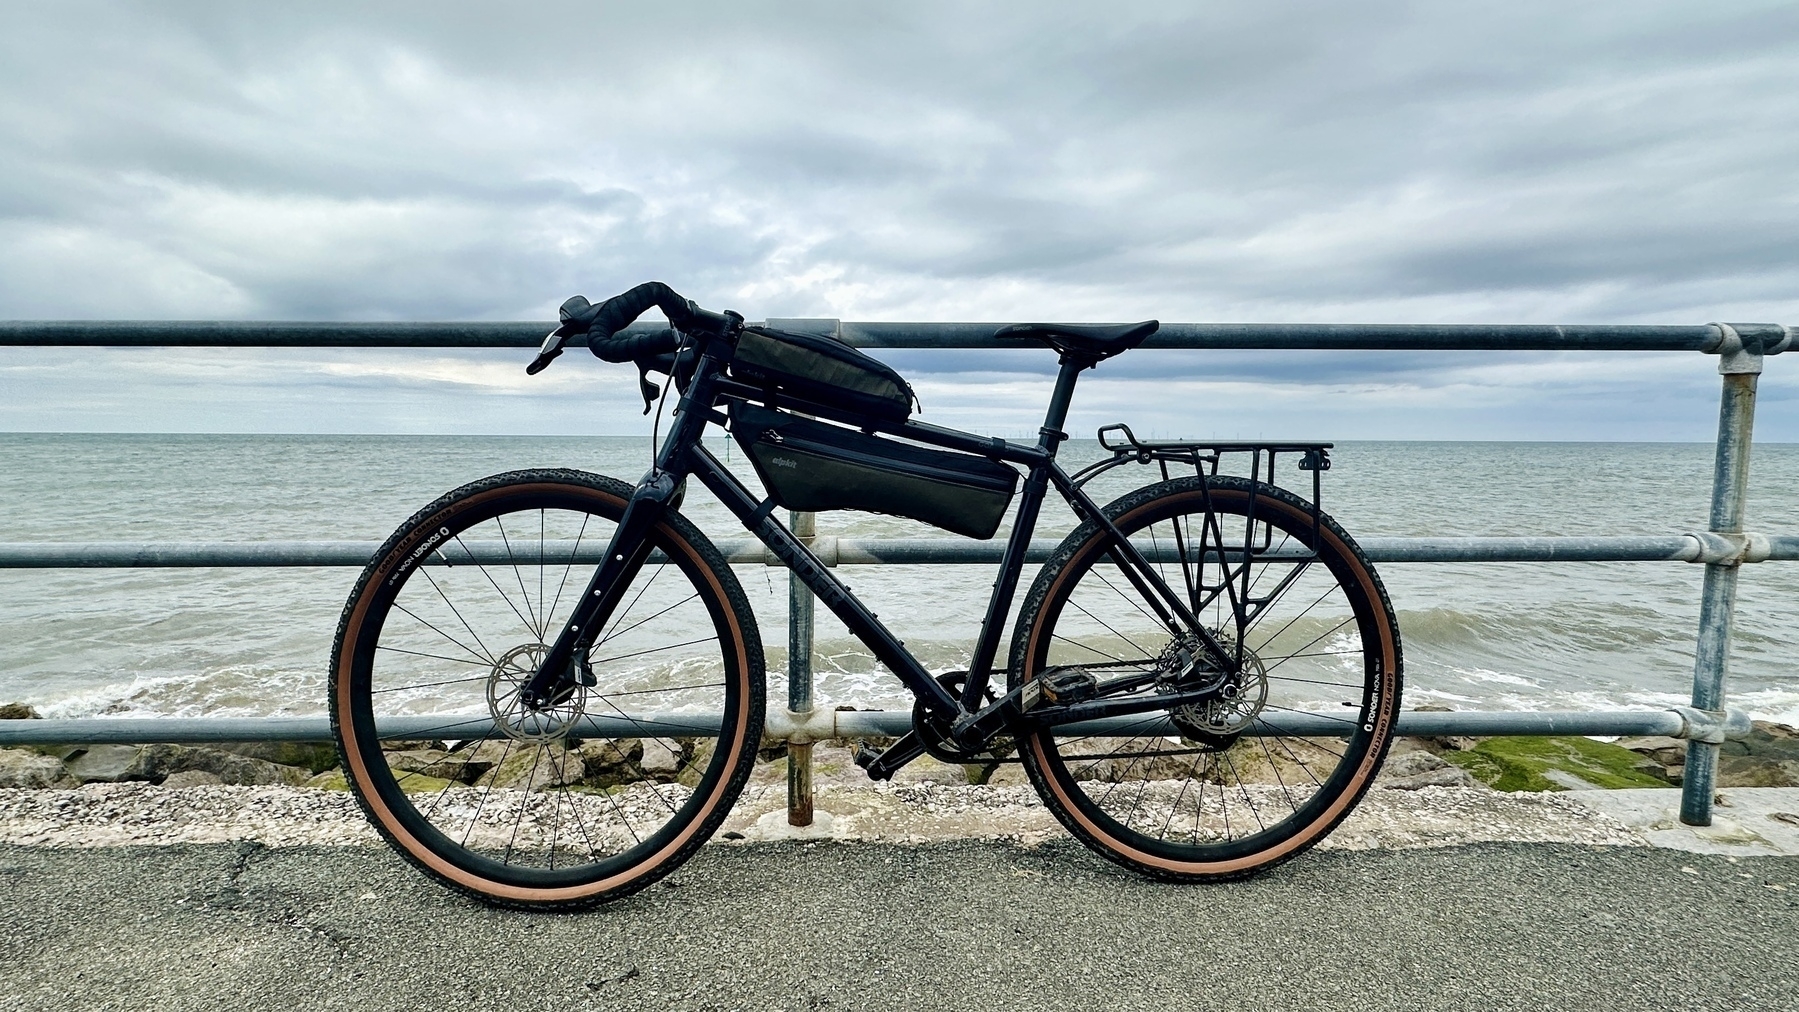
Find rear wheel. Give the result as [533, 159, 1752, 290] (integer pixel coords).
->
[1011, 475, 1401, 880]
[330, 469, 763, 909]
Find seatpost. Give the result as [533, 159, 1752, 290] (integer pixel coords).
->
[1039, 354, 1091, 451]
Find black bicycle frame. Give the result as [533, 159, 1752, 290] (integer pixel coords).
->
[521, 327, 1228, 753]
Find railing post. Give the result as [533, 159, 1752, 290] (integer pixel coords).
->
[1680, 327, 1762, 825]
[787, 509, 817, 826]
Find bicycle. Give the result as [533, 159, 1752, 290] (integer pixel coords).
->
[329, 282, 1403, 909]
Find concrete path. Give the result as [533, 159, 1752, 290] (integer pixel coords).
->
[1563, 787, 1799, 856]
[3, 839, 1796, 1012]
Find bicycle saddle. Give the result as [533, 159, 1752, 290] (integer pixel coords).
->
[993, 320, 1159, 360]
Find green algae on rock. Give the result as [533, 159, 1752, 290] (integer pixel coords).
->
[1446, 736, 1671, 792]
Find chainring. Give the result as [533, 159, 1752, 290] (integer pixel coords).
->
[912, 671, 1015, 763]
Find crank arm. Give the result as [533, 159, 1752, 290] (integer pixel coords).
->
[853, 731, 928, 781]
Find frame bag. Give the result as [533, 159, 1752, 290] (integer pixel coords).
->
[729, 404, 1018, 539]
[729, 326, 916, 420]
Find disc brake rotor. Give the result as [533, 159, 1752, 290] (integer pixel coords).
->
[487, 642, 586, 744]
[1163, 630, 1269, 748]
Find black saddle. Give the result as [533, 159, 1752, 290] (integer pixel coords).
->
[993, 320, 1159, 361]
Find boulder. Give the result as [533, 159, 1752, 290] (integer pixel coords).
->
[304, 768, 349, 791]
[1379, 750, 1482, 790]
[637, 739, 684, 781]
[0, 702, 42, 720]
[62, 744, 145, 783]
[1409, 704, 1481, 751]
[63, 744, 310, 786]
[677, 739, 717, 789]
[1616, 723, 1799, 789]
[1718, 756, 1799, 789]
[476, 744, 583, 791]
[385, 748, 468, 781]
[160, 770, 223, 788]
[0, 747, 78, 788]
[1444, 736, 1668, 792]
[217, 741, 340, 774]
[576, 738, 645, 787]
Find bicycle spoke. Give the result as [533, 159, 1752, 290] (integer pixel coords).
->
[451, 533, 540, 644]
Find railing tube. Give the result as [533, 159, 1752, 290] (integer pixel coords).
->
[787, 509, 817, 827]
[1680, 329, 1762, 825]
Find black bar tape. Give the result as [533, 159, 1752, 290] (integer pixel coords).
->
[583, 282, 692, 362]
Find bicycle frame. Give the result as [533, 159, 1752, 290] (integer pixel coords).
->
[521, 326, 1230, 761]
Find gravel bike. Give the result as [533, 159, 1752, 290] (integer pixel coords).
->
[330, 282, 1403, 909]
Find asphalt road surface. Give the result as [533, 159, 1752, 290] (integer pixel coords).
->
[3, 840, 1796, 1011]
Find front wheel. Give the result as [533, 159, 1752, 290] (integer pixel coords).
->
[330, 469, 764, 909]
[1011, 475, 1402, 880]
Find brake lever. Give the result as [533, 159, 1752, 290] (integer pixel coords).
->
[526, 326, 570, 375]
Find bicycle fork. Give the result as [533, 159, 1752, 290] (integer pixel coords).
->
[518, 469, 680, 710]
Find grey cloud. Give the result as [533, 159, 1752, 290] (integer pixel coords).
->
[2, 2, 1797, 435]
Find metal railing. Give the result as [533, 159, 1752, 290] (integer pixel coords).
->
[2, 318, 1793, 830]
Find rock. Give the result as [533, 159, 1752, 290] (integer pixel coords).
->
[392, 772, 459, 795]
[677, 739, 717, 789]
[217, 741, 340, 774]
[1378, 750, 1482, 790]
[637, 739, 683, 781]
[0, 747, 78, 788]
[1723, 720, 1799, 758]
[1618, 723, 1799, 788]
[1718, 756, 1799, 789]
[142, 745, 311, 787]
[304, 768, 349, 791]
[890, 756, 967, 786]
[0, 702, 42, 720]
[577, 738, 646, 787]
[385, 748, 468, 781]
[1383, 751, 1451, 778]
[160, 770, 223, 788]
[1409, 705, 1481, 751]
[62, 744, 144, 783]
[1444, 736, 1669, 792]
[63, 744, 310, 787]
[476, 744, 583, 791]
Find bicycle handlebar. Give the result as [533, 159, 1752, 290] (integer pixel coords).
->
[526, 281, 739, 375]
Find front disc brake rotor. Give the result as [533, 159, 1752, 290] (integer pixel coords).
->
[487, 642, 586, 743]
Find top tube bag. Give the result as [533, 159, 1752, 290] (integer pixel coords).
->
[729, 326, 917, 420]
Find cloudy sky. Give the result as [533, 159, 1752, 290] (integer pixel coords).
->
[1, 1, 1796, 439]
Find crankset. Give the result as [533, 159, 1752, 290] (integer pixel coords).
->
[911, 671, 1017, 763]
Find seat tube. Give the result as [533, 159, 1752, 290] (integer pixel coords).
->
[960, 356, 1087, 706]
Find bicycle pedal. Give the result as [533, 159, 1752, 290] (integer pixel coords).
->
[852, 743, 884, 771]
[1030, 667, 1097, 707]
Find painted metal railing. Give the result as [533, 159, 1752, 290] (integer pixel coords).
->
[1, 318, 1793, 830]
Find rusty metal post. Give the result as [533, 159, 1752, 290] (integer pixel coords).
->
[1680, 326, 1763, 825]
[787, 509, 817, 826]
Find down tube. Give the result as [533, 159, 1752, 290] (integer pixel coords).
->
[685, 444, 961, 716]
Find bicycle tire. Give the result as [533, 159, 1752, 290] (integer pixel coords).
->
[330, 469, 763, 909]
[1010, 474, 1402, 880]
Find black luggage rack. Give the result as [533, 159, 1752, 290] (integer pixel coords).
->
[1070, 423, 1334, 557]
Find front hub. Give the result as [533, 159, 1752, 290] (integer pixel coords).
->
[490, 642, 587, 743]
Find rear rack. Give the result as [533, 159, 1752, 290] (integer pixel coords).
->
[1070, 423, 1334, 541]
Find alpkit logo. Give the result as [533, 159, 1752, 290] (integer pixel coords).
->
[769, 456, 798, 469]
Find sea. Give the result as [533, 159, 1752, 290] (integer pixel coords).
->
[1, 433, 1795, 725]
